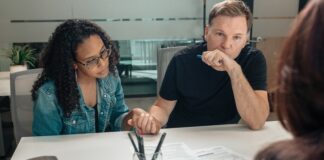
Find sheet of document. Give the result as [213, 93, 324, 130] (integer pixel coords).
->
[145, 143, 197, 160]
[194, 146, 248, 160]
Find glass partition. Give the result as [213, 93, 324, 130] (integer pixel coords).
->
[15, 38, 203, 97]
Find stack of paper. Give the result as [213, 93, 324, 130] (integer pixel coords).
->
[195, 146, 248, 160]
[145, 143, 247, 160]
[146, 143, 197, 160]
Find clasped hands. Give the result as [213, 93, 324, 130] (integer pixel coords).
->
[202, 49, 239, 73]
[128, 108, 162, 135]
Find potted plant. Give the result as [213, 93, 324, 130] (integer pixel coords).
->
[7, 45, 37, 73]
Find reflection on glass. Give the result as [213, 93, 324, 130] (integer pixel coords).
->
[116, 39, 202, 97]
[13, 39, 203, 97]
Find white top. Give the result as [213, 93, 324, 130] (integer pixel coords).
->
[11, 121, 291, 160]
[0, 71, 10, 96]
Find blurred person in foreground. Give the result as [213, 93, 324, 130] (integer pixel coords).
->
[255, 0, 324, 159]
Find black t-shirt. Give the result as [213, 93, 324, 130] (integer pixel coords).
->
[159, 42, 267, 128]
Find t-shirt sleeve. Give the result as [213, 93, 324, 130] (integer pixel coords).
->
[159, 57, 178, 100]
[244, 51, 267, 90]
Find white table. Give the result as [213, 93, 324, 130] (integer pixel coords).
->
[11, 121, 291, 160]
[0, 71, 10, 96]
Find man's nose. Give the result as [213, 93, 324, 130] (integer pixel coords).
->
[221, 37, 232, 50]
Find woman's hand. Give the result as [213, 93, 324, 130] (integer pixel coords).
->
[127, 108, 162, 135]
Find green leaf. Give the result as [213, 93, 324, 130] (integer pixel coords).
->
[7, 45, 37, 67]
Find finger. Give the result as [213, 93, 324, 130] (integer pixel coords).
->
[137, 113, 145, 130]
[210, 54, 219, 66]
[154, 126, 160, 135]
[206, 52, 215, 64]
[132, 108, 144, 116]
[130, 108, 141, 127]
[141, 114, 150, 131]
[145, 116, 153, 133]
[136, 128, 144, 135]
[151, 122, 157, 134]
[128, 119, 134, 126]
[153, 123, 160, 135]
[132, 114, 141, 129]
[208, 51, 222, 66]
[212, 56, 223, 67]
[202, 51, 209, 61]
[152, 119, 161, 135]
[202, 52, 212, 66]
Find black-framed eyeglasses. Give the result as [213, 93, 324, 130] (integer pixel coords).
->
[76, 45, 112, 69]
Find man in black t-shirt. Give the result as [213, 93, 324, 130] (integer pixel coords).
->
[128, 0, 270, 134]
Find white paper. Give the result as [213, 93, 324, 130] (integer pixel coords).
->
[194, 146, 248, 160]
[145, 143, 197, 160]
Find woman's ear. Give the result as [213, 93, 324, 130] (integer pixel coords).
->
[73, 64, 78, 70]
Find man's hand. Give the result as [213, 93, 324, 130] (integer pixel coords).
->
[202, 49, 239, 74]
[127, 108, 162, 135]
[202, 49, 269, 130]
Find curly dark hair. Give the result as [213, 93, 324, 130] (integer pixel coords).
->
[31, 19, 119, 117]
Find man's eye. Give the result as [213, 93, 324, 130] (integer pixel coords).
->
[215, 32, 224, 37]
[234, 36, 241, 40]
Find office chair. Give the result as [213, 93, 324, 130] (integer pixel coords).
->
[156, 46, 186, 94]
[0, 96, 13, 157]
[10, 68, 43, 144]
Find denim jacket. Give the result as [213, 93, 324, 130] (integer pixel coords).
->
[32, 74, 129, 136]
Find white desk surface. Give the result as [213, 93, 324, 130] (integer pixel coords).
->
[11, 121, 291, 160]
[0, 71, 10, 96]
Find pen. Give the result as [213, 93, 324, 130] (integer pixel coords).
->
[134, 128, 141, 140]
[197, 54, 224, 64]
[151, 132, 167, 160]
[134, 129, 146, 160]
[139, 136, 146, 160]
[128, 133, 139, 153]
[128, 132, 143, 160]
[134, 129, 142, 152]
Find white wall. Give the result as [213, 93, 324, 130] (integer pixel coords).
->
[0, 0, 299, 71]
[0, 0, 299, 43]
[0, 0, 216, 43]
[0, 0, 211, 71]
[252, 0, 299, 37]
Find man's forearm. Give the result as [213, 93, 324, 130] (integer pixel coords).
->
[149, 105, 169, 127]
[148, 97, 177, 127]
[228, 65, 269, 130]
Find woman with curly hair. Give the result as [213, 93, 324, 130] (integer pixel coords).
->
[255, 0, 324, 159]
[32, 19, 149, 135]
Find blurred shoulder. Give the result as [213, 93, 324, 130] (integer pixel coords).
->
[255, 135, 324, 160]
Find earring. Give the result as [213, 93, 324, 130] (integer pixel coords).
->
[75, 69, 78, 81]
